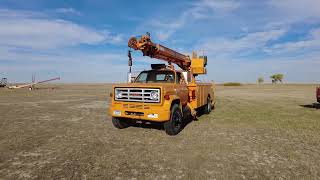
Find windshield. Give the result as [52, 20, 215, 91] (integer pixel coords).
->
[134, 70, 175, 83]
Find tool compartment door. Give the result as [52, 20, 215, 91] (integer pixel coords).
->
[196, 83, 214, 108]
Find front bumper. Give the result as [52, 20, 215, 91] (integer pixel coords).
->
[109, 102, 171, 122]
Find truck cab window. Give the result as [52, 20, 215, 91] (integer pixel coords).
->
[135, 72, 148, 82]
[176, 72, 185, 84]
[135, 70, 175, 83]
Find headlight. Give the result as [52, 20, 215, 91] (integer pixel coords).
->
[115, 89, 122, 98]
[150, 90, 159, 100]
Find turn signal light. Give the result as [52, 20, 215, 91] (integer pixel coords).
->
[164, 94, 170, 100]
[191, 90, 196, 99]
[110, 93, 113, 97]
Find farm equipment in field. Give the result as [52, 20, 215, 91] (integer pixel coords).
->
[8, 77, 60, 90]
[109, 33, 215, 135]
[317, 86, 320, 103]
[0, 78, 7, 87]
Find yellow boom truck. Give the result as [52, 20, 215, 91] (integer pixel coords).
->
[109, 34, 215, 135]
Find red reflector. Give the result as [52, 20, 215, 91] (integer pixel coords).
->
[192, 90, 196, 99]
[164, 94, 170, 100]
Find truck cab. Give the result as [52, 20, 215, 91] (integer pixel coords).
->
[133, 68, 189, 105]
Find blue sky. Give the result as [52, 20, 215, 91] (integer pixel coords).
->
[0, 0, 320, 83]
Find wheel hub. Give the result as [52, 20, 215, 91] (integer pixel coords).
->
[173, 111, 182, 129]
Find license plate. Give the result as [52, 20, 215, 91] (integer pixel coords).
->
[147, 114, 158, 118]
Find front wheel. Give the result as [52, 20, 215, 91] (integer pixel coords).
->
[164, 104, 183, 136]
[112, 117, 130, 129]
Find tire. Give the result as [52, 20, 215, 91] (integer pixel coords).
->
[164, 104, 183, 135]
[112, 117, 130, 129]
[204, 97, 212, 114]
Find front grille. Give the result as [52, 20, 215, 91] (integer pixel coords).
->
[123, 104, 150, 109]
[115, 88, 160, 103]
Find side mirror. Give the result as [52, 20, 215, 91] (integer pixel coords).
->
[131, 77, 136, 82]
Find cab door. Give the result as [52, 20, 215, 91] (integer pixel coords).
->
[175, 72, 189, 106]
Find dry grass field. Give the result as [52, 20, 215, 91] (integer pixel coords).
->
[0, 84, 320, 179]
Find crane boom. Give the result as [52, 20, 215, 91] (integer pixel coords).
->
[128, 34, 191, 70]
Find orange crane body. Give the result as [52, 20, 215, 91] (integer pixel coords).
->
[109, 33, 215, 135]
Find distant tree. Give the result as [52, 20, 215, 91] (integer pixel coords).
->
[270, 74, 284, 84]
[258, 77, 264, 84]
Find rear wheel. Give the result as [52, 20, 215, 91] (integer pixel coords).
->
[204, 97, 212, 114]
[164, 104, 183, 135]
[112, 117, 130, 129]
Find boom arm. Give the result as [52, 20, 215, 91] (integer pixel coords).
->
[128, 34, 191, 70]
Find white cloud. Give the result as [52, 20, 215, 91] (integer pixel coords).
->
[104, 32, 124, 44]
[0, 9, 123, 50]
[0, 9, 44, 19]
[205, 53, 320, 83]
[144, 0, 241, 41]
[0, 19, 105, 49]
[0, 9, 127, 82]
[0, 48, 129, 82]
[0, 43, 124, 64]
[199, 29, 287, 58]
[55, 8, 81, 16]
[268, 0, 320, 23]
[265, 28, 320, 54]
[147, 0, 319, 42]
[155, 30, 176, 42]
[194, 0, 241, 14]
[146, 13, 187, 41]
